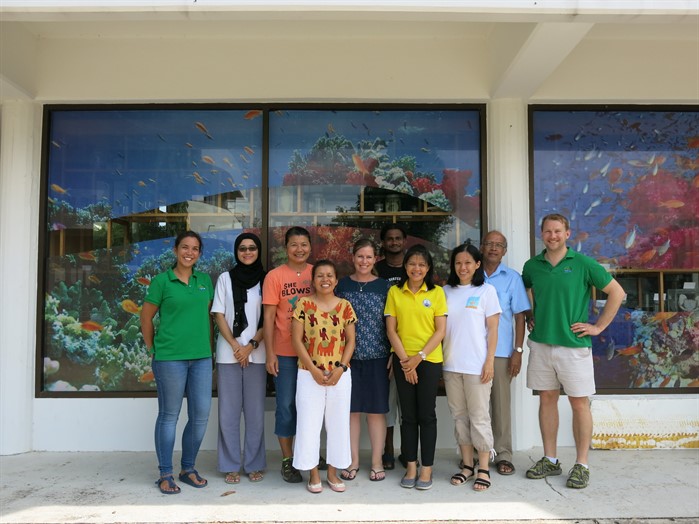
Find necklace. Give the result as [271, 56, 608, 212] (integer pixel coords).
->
[357, 281, 368, 293]
[296, 271, 301, 277]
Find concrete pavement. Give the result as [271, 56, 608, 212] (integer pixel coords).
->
[1, 448, 698, 523]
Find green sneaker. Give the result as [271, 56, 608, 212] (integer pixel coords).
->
[281, 457, 302, 483]
[566, 463, 590, 489]
[526, 457, 562, 479]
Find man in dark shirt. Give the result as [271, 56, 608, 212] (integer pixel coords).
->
[376, 223, 407, 470]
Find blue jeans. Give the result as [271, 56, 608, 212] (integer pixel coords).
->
[273, 355, 298, 438]
[152, 357, 212, 477]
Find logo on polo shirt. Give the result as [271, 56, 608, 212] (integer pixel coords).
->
[199, 285, 208, 291]
[423, 299, 432, 307]
[563, 266, 573, 274]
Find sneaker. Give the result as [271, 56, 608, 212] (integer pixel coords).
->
[566, 463, 590, 489]
[281, 457, 302, 483]
[526, 457, 562, 479]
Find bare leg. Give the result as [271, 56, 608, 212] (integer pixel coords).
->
[569, 396, 592, 464]
[349, 413, 361, 471]
[538, 390, 560, 458]
[367, 413, 387, 473]
[309, 466, 320, 485]
[279, 436, 294, 459]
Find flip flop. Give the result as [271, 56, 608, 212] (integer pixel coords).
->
[247, 471, 264, 482]
[178, 469, 208, 488]
[155, 475, 181, 494]
[225, 471, 240, 484]
[340, 467, 358, 481]
[370, 469, 386, 482]
[496, 460, 516, 475]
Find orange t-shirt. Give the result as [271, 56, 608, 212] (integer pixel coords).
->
[262, 263, 312, 357]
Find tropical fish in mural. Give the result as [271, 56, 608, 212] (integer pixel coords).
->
[139, 370, 155, 383]
[658, 199, 685, 208]
[244, 110, 263, 120]
[50, 184, 69, 195]
[88, 274, 102, 285]
[81, 320, 104, 332]
[202, 155, 216, 165]
[121, 299, 141, 315]
[78, 251, 97, 261]
[625, 227, 637, 249]
[243, 146, 255, 155]
[239, 154, 250, 164]
[194, 121, 213, 140]
[136, 277, 151, 286]
[657, 238, 671, 256]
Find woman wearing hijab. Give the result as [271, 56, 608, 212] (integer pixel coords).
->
[212, 232, 267, 484]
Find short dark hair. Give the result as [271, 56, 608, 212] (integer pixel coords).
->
[447, 242, 485, 288]
[398, 244, 436, 290]
[380, 223, 407, 242]
[312, 259, 337, 279]
[285, 226, 311, 245]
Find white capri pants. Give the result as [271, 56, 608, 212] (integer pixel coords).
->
[293, 368, 352, 471]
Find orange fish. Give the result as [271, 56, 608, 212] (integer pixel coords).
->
[688, 379, 699, 387]
[573, 232, 589, 244]
[194, 122, 212, 139]
[81, 320, 104, 332]
[243, 146, 254, 155]
[659, 200, 685, 208]
[244, 110, 263, 120]
[616, 345, 642, 356]
[78, 252, 97, 261]
[50, 183, 68, 194]
[138, 180, 147, 187]
[136, 277, 151, 286]
[638, 249, 656, 264]
[659, 376, 671, 388]
[611, 187, 625, 194]
[139, 370, 155, 383]
[634, 376, 645, 387]
[352, 154, 368, 175]
[608, 168, 623, 184]
[652, 312, 676, 322]
[687, 136, 699, 148]
[600, 214, 614, 227]
[202, 155, 215, 165]
[88, 274, 101, 285]
[122, 299, 141, 315]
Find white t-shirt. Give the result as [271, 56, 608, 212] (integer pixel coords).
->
[211, 272, 266, 364]
[443, 283, 501, 375]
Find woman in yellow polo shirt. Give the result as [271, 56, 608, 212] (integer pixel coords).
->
[384, 244, 447, 491]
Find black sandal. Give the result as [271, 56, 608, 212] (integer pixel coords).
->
[473, 469, 491, 492]
[450, 464, 475, 486]
[155, 475, 181, 494]
[178, 469, 208, 488]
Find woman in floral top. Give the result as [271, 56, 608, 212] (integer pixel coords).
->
[336, 238, 391, 482]
[291, 260, 357, 494]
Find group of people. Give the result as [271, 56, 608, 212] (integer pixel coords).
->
[140, 213, 624, 495]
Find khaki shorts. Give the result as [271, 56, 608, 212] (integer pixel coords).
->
[526, 340, 596, 397]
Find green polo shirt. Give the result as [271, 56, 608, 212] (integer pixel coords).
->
[522, 247, 612, 348]
[384, 282, 447, 363]
[144, 269, 214, 361]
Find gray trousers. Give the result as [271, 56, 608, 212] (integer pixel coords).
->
[217, 362, 267, 473]
[490, 357, 513, 462]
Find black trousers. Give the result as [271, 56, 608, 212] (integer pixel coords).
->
[393, 353, 442, 467]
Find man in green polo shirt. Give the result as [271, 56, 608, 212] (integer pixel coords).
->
[522, 213, 625, 489]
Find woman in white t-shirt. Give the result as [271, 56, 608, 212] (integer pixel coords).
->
[443, 242, 501, 492]
[211, 233, 267, 484]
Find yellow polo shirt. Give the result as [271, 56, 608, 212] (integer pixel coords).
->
[384, 282, 447, 364]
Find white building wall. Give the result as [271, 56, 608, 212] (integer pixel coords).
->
[1, 12, 698, 454]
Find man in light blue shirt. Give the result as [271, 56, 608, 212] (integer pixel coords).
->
[481, 231, 530, 475]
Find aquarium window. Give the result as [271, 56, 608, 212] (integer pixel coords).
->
[530, 106, 699, 393]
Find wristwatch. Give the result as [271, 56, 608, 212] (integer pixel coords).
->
[339, 362, 349, 372]
[515, 347, 523, 353]
[418, 351, 427, 360]
[250, 339, 259, 349]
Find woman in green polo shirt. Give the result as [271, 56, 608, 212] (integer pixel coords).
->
[141, 230, 215, 495]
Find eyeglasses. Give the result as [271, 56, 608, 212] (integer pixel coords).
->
[238, 245, 258, 252]
[483, 242, 506, 249]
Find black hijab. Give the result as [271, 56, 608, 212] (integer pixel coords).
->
[229, 233, 265, 337]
